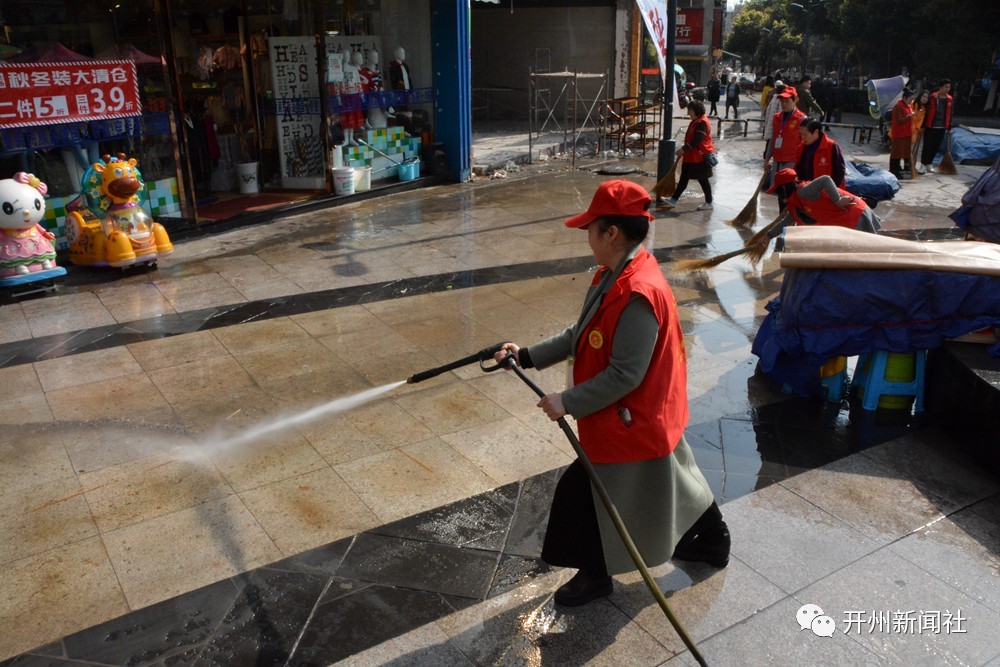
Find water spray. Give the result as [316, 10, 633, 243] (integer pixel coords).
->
[408, 346, 709, 666]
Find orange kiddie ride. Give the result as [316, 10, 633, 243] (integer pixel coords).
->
[66, 153, 173, 268]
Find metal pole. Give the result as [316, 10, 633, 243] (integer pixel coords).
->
[656, 0, 678, 180]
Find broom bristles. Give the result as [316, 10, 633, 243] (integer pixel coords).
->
[726, 172, 768, 229]
[675, 247, 752, 271]
[676, 211, 787, 271]
[651, 155, 684, 198]
[937, 132, 958, 175]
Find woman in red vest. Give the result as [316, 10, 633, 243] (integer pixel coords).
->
[660, 99, 715, 211]
[496, 180, 727, 606]
[794, 119, 846, 187]
[764, 168, 881, 236]
[764, 89, 807, 210]
[889, 88, 916, 179]
[920, 79, 953, 173]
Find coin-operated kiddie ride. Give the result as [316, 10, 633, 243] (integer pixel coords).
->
[66, 154, 173, 268]
[0, 172, 67, 295]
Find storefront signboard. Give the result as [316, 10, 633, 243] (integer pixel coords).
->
[0, 60, 140, 129]
[269, 37, 325, 189]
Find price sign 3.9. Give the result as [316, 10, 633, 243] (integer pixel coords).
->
[0, 60, 141, 129]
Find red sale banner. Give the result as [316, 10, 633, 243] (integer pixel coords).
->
[0, 60, 141, 129]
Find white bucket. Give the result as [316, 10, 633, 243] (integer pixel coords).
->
[331, 167, 355, 195]
[236, 162, 259, 194]
[353, 166, 372, 191]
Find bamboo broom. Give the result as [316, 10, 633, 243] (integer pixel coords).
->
[674, 211, 787, 271]
[726, 171, 769, 229]
[937, 130, 958, 175]
[910, 129, 922, 180]
[651, 155, 683, 199]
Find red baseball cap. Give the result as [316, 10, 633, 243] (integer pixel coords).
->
[564, 180, 654, 228]
[777, 89, 796, 99]
[766, 168, 798, 194]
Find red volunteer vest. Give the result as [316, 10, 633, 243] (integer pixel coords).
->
[787, 184, 867, 229]
[924, 93, 953, 130]
[573, 248, 688, 464]
[771, 108, 807, 162]
[683, 115, 715, 164]
[810, 134, 844, 186]
[891, 100, 913, 138]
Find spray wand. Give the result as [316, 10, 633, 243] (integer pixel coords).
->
[408, 346, 709, 667]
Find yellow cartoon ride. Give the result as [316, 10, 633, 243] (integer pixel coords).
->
[66, 153, 173, 268]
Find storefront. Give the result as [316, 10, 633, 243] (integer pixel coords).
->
[0, 0, 469, 248]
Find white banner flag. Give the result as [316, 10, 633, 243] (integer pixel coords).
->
[634, 0, 677, 108]
[634, 0, 668, 82]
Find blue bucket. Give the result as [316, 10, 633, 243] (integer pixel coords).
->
[397, 159, 420, 181]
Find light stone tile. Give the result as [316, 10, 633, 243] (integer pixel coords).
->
[690, 595, 885, 667]
[436, 570, 671, 667]
[63, 421, 199, 475]
[34, 346, 143, 393]
[127, 330, 231, 373]
[166, 385, 280, 435]
[343, 396, 436, 449]
[0, 424, 75, 496]
[860, 429, 1000, 513]
[0, 363, 51, 425]
[44, 373, 177, 425]
[723, 483, 875, 594]
[20, 292, 117, 338]
[0, 536, 128, 661]
[94, 281, 178, 323]
[613, 558, 786, 654]
[798, 549, 1000, 666]
[232, 338, 348, 384]
[151, 273, 247, 312]
[393, 381, 510, 437]
[298, 412, 391, 466]
[779, 452, 947, 544]
[204, 428, 327, 493]
[334, 436, 497, 523]
[440, 416, 572, 485]
[291, 304, 385, 337]
[211, 316, 313, 354]
[258, 361, 376, 408]
[238, 467, 379, 555]
[890, 510, 1000, 616]
[148, 355, 256, 405]
[101, 494, 282, 609]
[80, 451, 233, 533]
[333, 621, 475, 666]
[0, 303, 31, 344]
[0, 476, 97, 565]
[215, 256, 303, 301]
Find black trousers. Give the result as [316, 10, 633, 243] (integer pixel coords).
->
[921, 127, 946, 166]
[541, 460, 608, 576]
[673, 162, 713, 203]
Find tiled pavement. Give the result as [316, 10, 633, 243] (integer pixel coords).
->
[2, 109, 999, 666]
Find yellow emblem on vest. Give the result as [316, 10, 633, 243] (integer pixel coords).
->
[589, 330, 604, 349]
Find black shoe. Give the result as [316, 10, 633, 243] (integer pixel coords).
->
[554, 570, 613, 606]
[672, 525, 731, 568]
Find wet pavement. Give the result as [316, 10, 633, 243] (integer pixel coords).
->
[2, 101, 999, 666]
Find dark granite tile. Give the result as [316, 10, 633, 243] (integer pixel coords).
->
[685, 419, 722, 449]
[289, 584, 458, 666]
[260, 536, 354, 576]
[369, 486, 516, 550]
[3, 655, 91, 666]
[482, 480, 520, 514]
[487, 554, 552, 599]
[722, 471, 782, 503]
[62, 578, 240, 666]
[502, 469, 561, 558]
[195, 569, 330, 667]
[337, 533, 499, 599]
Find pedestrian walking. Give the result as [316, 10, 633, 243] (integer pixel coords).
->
[707, 70, 721, 117]
[921, 80, 953, 173]
[725, 76, 741, 119]
[660, 100, 715, 211]
[495, 179, 729, 607]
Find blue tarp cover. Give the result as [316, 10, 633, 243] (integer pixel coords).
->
[752, 267, 1000, 397]
[845, 161, 900, 202]
[942, 127, 1000, 165]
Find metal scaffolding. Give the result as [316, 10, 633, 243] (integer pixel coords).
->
[527, 70, 608, 167]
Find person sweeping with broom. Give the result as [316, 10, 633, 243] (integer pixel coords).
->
[659, 99, 716, 211]
[496, 179, 729, 607]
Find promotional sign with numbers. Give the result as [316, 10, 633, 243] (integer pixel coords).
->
[0, 60, 140, 129]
